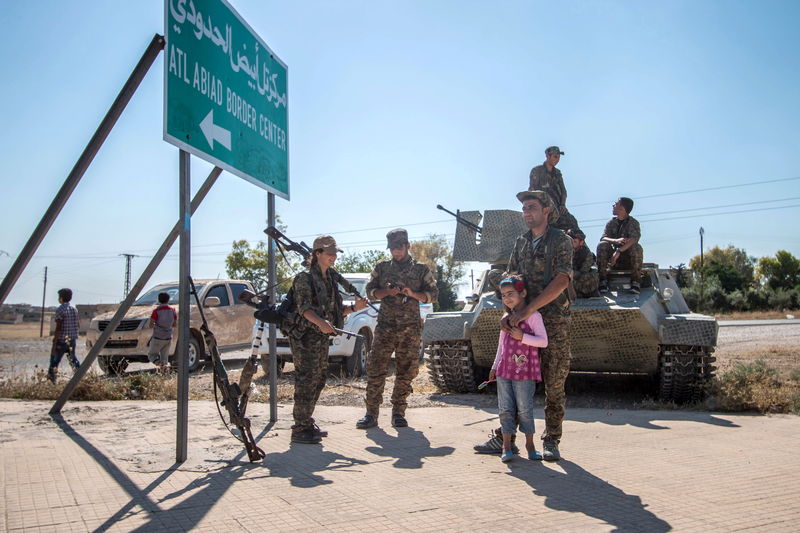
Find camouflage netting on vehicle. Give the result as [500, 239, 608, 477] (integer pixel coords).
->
[468, 307, 504, 367]
[658, 315, 718, 346]
[453, 210, 528, 264]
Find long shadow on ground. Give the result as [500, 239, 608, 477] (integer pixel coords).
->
[508, 459, 672, 532]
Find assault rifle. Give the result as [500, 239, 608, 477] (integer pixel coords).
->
[437, 204, 482, 233]
[263, 225, 379, 313]
[189, 278, 265, 463]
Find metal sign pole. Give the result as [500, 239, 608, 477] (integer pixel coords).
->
[267, 193, 278, 422]
[176, 150, 191, 462]
[0, 34, 164, 306]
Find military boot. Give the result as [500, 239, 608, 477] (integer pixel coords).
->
[291, 427, 322, 444]
[356, 414, 378, 429]
[542, 440, 561, 461]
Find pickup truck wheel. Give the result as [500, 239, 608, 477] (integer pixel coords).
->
[187, 336, 202, 373]
[345, 328, 371, 377]
[98, 356, 128, 376]
[262, 358, 286, 377]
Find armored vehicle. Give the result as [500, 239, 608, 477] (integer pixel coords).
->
[423, 208, 718, 403]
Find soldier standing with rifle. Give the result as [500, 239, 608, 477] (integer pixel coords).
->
[290, 235, 368, 444]
[473, 191, 573, 461]
[357, 229, 438, 429]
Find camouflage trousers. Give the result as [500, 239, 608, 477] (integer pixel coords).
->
[552, 210, 579, 232]
[597, 242, 643, 283]
[540, 315, 571, 444]
[573, 269, 599, 298]
[365, 322, 421, 417]
[289, 329, 330, 431]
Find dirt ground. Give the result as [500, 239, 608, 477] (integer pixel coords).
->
[2, 318, 798, 410]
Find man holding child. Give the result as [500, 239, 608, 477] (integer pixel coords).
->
[474, 190, 573, 461]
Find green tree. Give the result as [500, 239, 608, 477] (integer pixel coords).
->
[411, 234, 464, 311]
[225, 218, 297, 294]
[757, 250, 800, 290]
[669, 263, 691, 288]
[689, 245, 755, 290]
[336, 250, 389, 273]
[225, 240, 297, 294]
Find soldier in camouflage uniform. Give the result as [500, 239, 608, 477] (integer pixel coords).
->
[529, 146, 579, 232]
[597, 197, 644, 294]
[356, 229, 438, 429]
[474, 190, 573, 461]
[566, 228, 600, 298]
[290, 235, 368, 444]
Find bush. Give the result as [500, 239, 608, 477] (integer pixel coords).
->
[768, 289, 793, 310]
[713, 360, 800, 414]
[0, 369, 177, 401]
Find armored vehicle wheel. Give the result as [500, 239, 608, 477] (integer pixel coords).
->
[657, 344, 716, 403]
[426, 340, 479, 393]
[98, 356, 129, 376]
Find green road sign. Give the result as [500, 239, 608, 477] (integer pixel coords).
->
[164, 0, 289, 199]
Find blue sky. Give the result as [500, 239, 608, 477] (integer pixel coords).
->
[1, 0, 799, 306]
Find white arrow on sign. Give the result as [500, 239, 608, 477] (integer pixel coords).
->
[199, 110, 231, 150]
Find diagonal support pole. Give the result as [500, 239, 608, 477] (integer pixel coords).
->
[0, 33, 165, 305]
[51, 167, 222, 415]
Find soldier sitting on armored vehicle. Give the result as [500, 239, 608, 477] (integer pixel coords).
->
[474, 190, 573, 461]
[566, 228, 600, 298]
[529, 146, 579, 232]
[597, 197, 643, 295]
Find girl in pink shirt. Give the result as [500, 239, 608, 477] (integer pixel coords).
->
[490, 276, 548, 462]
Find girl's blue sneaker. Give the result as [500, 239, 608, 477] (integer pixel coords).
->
[501, 451, 514, 463]
[528, 450, 543, 461]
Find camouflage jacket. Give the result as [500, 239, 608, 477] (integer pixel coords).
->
[507, 227, 573, 319]
[529, 162, 567, 208]
[292, 264, 357, 333]
[602, 216, 641, 241]
[366, 255, 438, 327]
[574, 243, 596, 275]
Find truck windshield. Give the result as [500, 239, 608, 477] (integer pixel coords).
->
[133, 284, 204, 306]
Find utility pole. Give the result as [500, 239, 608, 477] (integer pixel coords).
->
[699, 227, 705, 311]
[120, 253, 138, 299]
[40, 266, 48, 337]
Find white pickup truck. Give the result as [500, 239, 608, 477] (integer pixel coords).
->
[253, 273, 433, 376]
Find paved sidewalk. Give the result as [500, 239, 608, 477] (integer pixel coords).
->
[1, 399, 798, 532]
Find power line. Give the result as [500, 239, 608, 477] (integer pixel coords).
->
[581, 203, 800, 228]
[579, 196, 800, 223]
[571, 175, 800, 207]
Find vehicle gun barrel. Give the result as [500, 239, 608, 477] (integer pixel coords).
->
[437, 204, 482, 233]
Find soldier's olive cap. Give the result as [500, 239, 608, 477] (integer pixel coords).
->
[566, 228, 586, 240]
[312, 235, 343, 253]
[516, 189, 553, 206]
[545, 146, 564, 156]
[516, 190, 560, 224]
[386, 228, 409, 248]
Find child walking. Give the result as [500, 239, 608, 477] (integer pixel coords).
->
[148, 292, 177, 374]
[490, 275, 548, 462]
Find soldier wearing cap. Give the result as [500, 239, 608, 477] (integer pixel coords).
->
[597, 197, 643, 294]
[566, 228, 600, 298]
[474, 190, 573, 460]
[529, 146, 579, 232]
[357, 228, 438, 429]
[289, 235, 368, 444]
